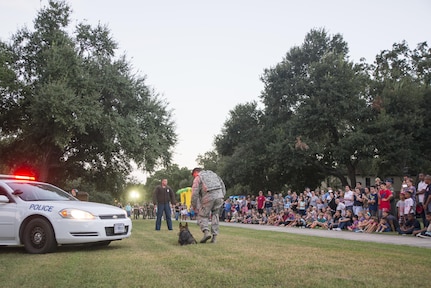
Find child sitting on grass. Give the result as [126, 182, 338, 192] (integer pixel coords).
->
[364, 216, 378, 233]
[287, 213, 306, 228]
[375, 218, 391, 233]
[347, 215, 360, 232]
[308, 212, 327, 229]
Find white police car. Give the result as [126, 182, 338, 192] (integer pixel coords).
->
[0, 175, 132, 254]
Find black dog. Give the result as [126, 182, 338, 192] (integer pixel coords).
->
[178, 222, 197, 245]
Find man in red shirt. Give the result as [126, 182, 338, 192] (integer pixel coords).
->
[256, 190, 266, 215]
[378, 182, 393, 219]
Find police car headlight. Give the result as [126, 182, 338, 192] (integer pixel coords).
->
[59, 209, 95, 220]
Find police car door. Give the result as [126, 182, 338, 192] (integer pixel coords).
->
[0, 186, 17, 243]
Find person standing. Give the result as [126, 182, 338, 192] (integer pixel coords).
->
[174, 202, 181, 221]
[417, 173, 427, 223]
[367, 185, 379, 217]
[125, 203, 132, 218]
[256, 190, 266, 215]
[191, 167, 226, 243]
[265, 191, 274, 215]
[423, 175, 431, 214]
[344, 185, 354, 213]
[378, 182, 393, 219]
[385, 178, 396, 215]
[153, 178, 176, 231]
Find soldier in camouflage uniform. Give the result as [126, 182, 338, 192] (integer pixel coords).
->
[191, 167, 226, 243]
[148, 202, 155, 219]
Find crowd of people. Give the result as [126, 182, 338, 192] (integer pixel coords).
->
[218, 174, 431, 239]
[119, 202, 157, 219]
[120, 173, 431, 240]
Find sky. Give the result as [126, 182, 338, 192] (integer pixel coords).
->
[1, 0, 430, 181]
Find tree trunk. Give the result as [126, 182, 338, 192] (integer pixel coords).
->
[346, 162, 356, 188]
[38, 150, 51, 182]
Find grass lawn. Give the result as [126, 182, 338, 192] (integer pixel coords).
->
[1, 219, 430, 288]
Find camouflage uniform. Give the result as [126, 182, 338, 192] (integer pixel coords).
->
[191, 170, 226, 238]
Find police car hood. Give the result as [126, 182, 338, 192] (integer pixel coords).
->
[48, 201, 126, 216]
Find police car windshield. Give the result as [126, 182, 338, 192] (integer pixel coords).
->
[7, 182, 75, 201]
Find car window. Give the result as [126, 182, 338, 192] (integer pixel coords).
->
[0, 186, 15, 203]
[6, 182, 76, 201]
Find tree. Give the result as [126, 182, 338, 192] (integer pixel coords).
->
[144, 165, 192, 202]
[370, 41, 431, 178]
[0, 1, 177, 193]
[214, 102, 271, 193]
[260, 28, 371, 187]
[196, 150, 220, 173]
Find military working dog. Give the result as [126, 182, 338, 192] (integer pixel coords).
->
[178, 222, 197, 245]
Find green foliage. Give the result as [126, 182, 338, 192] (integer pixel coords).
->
[87, 191, 114, 205]
[196, 150, 220, 172]
[213, 28, 430, 193]
[0, 1, 177, 194]
[370, 41, 431, 177]
[144, 165, 192, 202]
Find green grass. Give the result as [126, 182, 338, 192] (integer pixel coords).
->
[1, 220, 431, 288]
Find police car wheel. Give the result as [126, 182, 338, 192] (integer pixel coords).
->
[23, 218, 57, 254]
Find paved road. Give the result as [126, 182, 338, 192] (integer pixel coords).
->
[217, 221, 431, 249]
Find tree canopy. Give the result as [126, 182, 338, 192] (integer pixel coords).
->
[210, 28, 431, 195]
[0, 1, 177, 193]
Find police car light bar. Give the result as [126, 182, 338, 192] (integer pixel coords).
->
[13, 175, 36, 181]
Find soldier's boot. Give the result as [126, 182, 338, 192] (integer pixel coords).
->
[200, 230, 211, 243]
[211, 235, 217, 243]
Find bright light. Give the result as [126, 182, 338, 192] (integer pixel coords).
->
[14, 175, 36, 181]
[130, 190, 139, 200]
[59, 209, 95, 220]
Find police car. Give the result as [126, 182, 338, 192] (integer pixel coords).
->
[0, 174, 132, 254]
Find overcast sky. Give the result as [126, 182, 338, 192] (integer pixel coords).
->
[1, 0, 430, 180]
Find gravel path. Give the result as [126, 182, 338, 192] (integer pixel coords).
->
[217, 221, 431, 249]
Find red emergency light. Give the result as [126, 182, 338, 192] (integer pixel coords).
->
[13, 175, 36, 181]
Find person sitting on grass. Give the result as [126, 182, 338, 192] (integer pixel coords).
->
[287, 212, 306, 228]
[412, 212, 431, 238]
[329, 210, 342, 230]
[364, 216, 379, 233]
[375, 218, 391, 233]
[273, 211, 284, 226]
[267, 210, 278, 225]
[335, 209, 353, 230]
[414, 212, 431, 238]
[382, 209, 399, 232]
[259, 212, 268, 225]
[397, 213, 421, 235]
[242, 210, 253, 224]
[347, 215, 360, 232]
[308, 212, 327, 229]
[279, 209, 295, 226]
[357, 210, 365, 222]
[251, 209, 261, 224]
[356, 212, 372, 232]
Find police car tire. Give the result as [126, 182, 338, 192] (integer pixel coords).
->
[23, 218, 57, 254]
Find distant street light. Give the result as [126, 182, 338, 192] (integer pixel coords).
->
[130, 190, 139, 202]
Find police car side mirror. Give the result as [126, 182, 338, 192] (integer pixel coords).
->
[0, 195, 10, 203]
[12, 189, 23, 195]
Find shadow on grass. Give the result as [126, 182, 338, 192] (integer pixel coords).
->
[0, 242, 124, 254]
